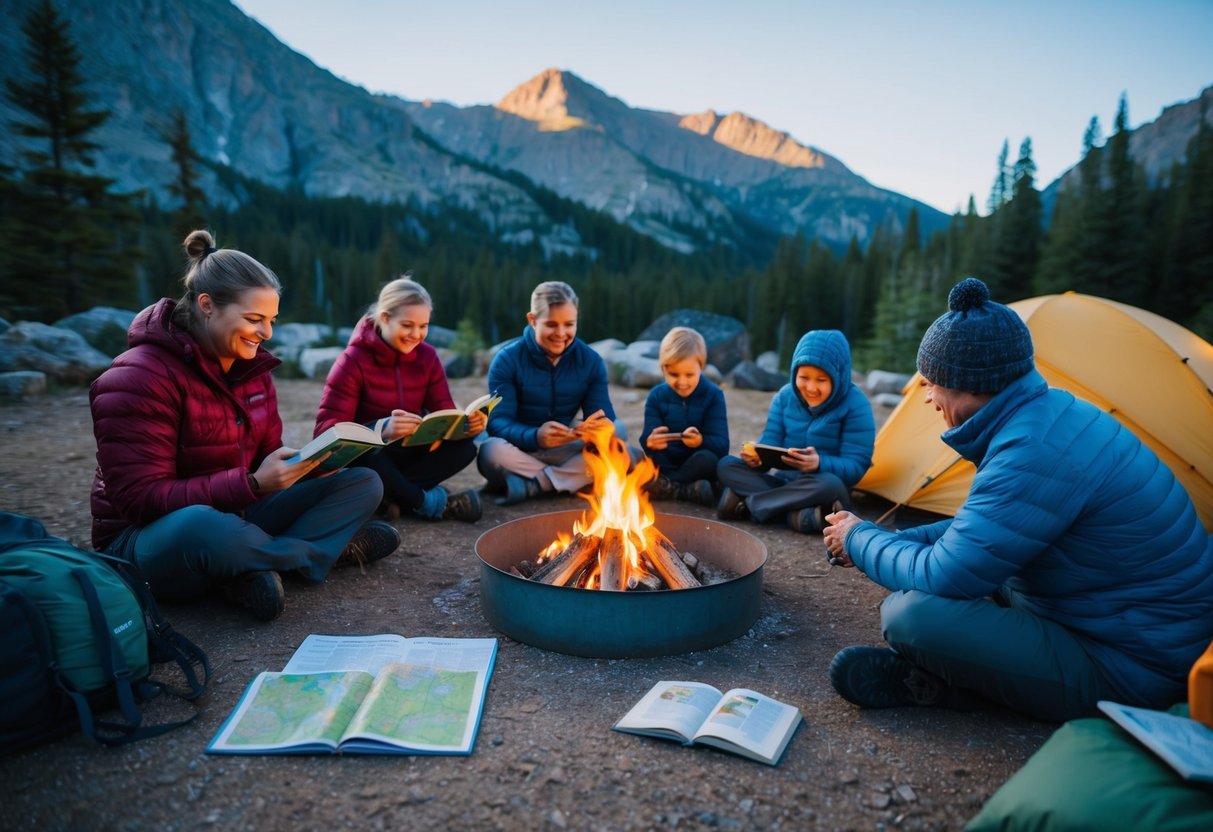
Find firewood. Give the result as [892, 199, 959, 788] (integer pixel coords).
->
[642, 533, 701, 589]
[516, 559, 536, 578]
[696, 561, 740, 586]
[679, 550, 700, 572]
[626, 573, 664, 591]
[599, 528, 628, 591]
[532, 533, 602, 586]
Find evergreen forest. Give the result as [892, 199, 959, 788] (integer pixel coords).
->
[2, 0, 1211, 374]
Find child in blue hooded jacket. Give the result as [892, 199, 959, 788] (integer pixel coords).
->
[716, 329, 875, 533]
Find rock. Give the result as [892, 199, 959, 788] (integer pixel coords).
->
[755, 350, 781, 373]
[426, 324, 456, 349]
[727, 360, 785, 391]
[637, 310, 749, 374]
[441, 351, 475, 379]
[299, 346, 342, 380]
[866, 369, 912, 396]
[53, 307, 136, 355]
[588, 338, 626, 362]
[267, 322, 337, 363]
[874, 392, 903, 409]
[0, 370, 48, 400]
[0, 322, 113, 384]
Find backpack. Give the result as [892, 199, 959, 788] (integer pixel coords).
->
[0, 512, 210, 753]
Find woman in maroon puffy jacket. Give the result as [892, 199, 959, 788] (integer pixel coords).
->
[90, 230, 400, 622]
[315, 277, 483, 523]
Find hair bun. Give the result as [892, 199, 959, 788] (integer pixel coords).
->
[948, 277, 990, 312]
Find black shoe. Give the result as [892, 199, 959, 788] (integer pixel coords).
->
[787, 505, 825, 533]
[496, 474, 544, 506]
[335, 520, 400, 571]
[442, 488, 483, 522]
[221, 570, 285, 622]
[715, 487, 749, 521]
[645, 475, 678, 501]
[678, 479, 717, 506]
[829, 646, 961, 709]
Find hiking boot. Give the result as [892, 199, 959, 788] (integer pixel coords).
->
[715, 487, 749, 521]
[335, 520, 400, 571]
[221, 570, 285, 622]
[678, 479, 717, 506]
[644, 475, 678, 501]
[829, 646, 964, 709]
[787, 505, 826, 533]
[442, 488, 483, 522]
[377, 500, 402, 522]
[496, 474, 544, 506]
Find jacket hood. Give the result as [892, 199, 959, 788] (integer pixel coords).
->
[789, 329, 853, 413]
[348, 315, 424, 368]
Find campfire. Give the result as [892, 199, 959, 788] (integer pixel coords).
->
[509, 423, 733, 591]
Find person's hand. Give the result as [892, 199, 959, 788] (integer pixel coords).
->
[574, 409, 611, 440]
[253, 446, 324, 492]
[680, 426, 703, 449]
[381, 409, 422, 442]
[740, 442, 762, 468]
[646, 426, 677, 451]
[822, 508, 860, 568]
[538, 420, 578, 448]
[464, 408, 487, 438]
[783, 446, 820, 473]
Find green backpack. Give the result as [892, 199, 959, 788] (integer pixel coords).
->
[0, 512, 210, 753]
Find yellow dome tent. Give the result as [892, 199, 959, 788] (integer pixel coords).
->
[854, 292, 1213, 531]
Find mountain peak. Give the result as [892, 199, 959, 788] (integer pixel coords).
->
[680, 110, 825, 169]
[496, 68, 607, 131]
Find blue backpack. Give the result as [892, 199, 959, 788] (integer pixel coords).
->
[0, 512, 210, 753]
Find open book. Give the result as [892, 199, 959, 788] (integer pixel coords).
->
[743, 442, 796, 470]
[386, 392, 503, 448]
[289, 422, 385, 471]
[612, 680, 802, 765]
[1097, 700, 1213, 782]
[206, 634, 498, 756]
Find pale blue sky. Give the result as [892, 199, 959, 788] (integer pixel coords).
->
[234, 0, 1213, 215]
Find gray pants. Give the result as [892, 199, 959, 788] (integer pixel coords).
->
[881, 589, 1122, 722]
[716, 454, 850, 523]
[477, 420, 635, 494]
[105, 468, 383, 600]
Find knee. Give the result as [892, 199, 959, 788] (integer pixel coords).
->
[880, 590, 945, 650]
[332, 466, 384, 501]
[477, 438, 506, 480]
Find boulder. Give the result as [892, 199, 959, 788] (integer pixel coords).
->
[866, 369, 913, 397]
[0, 370, 48, 401]
[0, 322, 113, 384]
[637, 310, 749, 374]
[756, 351, 781, 373]
[426, 324, 457, 350]
[874, 392, 904, 409]
[53, 307, 136, 356]
[727, 360, 785, 392]
[299, 346, 342, 381]
[268, 322, 337, 363]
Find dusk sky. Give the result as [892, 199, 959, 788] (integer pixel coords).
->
[235, 0, 1213, 215]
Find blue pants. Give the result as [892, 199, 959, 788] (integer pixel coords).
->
[650, 449, 720, 486]
[104, 468, 383, 600]
[880, 590, 1123, 722]
[716, 455, 850, 523]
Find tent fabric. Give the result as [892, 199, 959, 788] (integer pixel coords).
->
[855, 292, 1213, 531]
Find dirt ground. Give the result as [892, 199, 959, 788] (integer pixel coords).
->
[0, 376, 1053, 831]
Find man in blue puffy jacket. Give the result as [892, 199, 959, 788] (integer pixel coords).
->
[824, 277, 1213, 722]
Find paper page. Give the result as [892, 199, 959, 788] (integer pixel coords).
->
[1098, 701, 1213, 782]
[341, 662, 485, 752]
[694, 689, 802, 759]
[207, 670, 373, 752]
[615, 681, 724, 741]
[282, 633, 411, 675]
[395, 637, 499, 672]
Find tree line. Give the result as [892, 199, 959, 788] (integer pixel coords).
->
[2, 0, 1210, 375]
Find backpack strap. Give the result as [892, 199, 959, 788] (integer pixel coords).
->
[68, 568, 201, 747]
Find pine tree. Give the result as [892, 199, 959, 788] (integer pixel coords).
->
[1096, 94, 1147, 305]
[163, 108, 207, 238]
[0, 0, 141, 320]
[989, 137, 1042, 300]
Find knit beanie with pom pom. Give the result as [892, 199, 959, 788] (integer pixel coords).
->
[915, 277, 1034, 393]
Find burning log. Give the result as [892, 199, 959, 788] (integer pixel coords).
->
[532, 533, 602, 587]
[598, 528, 629, 592]
[626, 573, 664, 591]
[642, 534, 702, 590]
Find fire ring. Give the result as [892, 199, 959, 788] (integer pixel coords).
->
[475, 510, 768, 658]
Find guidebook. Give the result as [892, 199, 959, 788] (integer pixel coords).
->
[392, 392, 503, 448]
[612, 680, 803, 765]
[206, 634, 498, 756]
[289, 422, 386, 471]
[743, 442, 796, 470]
[1097, 700, 1213, 782]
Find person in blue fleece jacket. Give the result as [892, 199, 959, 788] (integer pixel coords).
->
[824, 277, 1213, 722]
